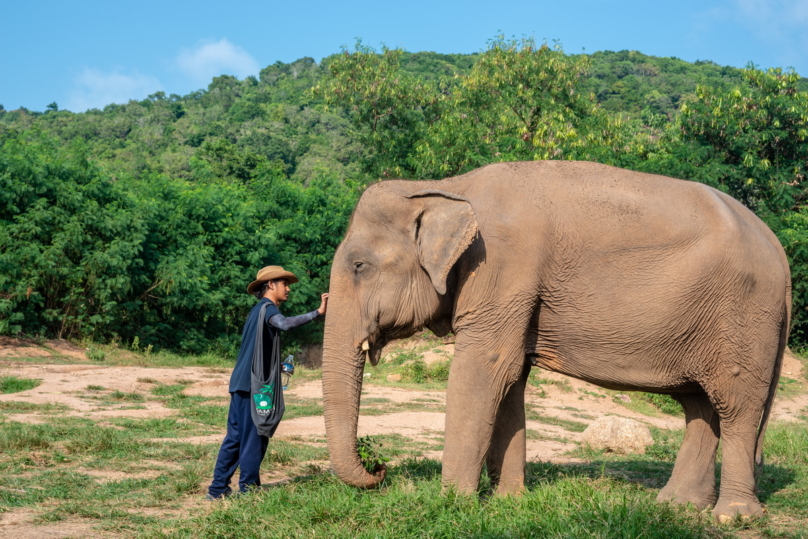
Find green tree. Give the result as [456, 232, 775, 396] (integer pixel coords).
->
[414, 37, 640, 177]
[314, 43, 444, 178]
[643, 67, 808, 343]
[674, 66, 808, 215]
[0, 135, 146, 339]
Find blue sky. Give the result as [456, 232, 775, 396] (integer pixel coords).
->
[2, 0, 807, 112]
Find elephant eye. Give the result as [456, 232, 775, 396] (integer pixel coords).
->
[353, 261, 365, 272]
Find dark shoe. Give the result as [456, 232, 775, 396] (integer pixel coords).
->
[205, 489, 232, 501]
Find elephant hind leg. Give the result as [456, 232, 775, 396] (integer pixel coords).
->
[711, 397, 768, 521]
[709, 320, 781, 521]
[485, 363, 529, 495]
[657, 392, 719, 509]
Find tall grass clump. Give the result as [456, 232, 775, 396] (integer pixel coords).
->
[402, 359, 451, 383]
[635, 393, 683, 416]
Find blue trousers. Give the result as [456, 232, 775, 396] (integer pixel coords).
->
[209, 391, 269, 496]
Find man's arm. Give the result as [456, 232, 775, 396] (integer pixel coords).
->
[268, 311, 319, 331]
[267, 293, 328, 331]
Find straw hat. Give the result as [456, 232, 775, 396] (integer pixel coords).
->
[246, 265, 299, 294]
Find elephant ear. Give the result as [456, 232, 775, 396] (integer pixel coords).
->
[407, 189, 478, 295]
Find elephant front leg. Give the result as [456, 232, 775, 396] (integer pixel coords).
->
[486, 362, 529, 495]
[442, 343, 526, 494]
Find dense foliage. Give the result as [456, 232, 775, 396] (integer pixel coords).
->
[0, 132, 357, 354]
[3, 38, 808, 352]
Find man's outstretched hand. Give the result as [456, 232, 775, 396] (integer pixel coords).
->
[318, 293, 329, 316]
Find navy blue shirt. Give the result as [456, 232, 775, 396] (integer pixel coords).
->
[228, 298, 319, 392]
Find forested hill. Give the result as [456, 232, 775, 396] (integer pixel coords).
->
[3, 39, 808, 355]
[0, 50, 755, 184]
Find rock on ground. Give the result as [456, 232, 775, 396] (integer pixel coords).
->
[581, 416, 654, 454]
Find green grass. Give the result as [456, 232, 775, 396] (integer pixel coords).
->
[283, 396, 325, 419]
[1, 340, 806, 537]
[0, 421, 54, 450]
[0, 411, 806, 537]
[757, 422, 808, 521]
[139, 459, 726, 539]
[0, 376, 41, 394]
[150, 383, 191, 397]
[778, 376, 807, 399]
[400, 359, 451, 383]
[529, 375, 574, 393]
[0, 401, 68, 413]
[108, 418, 200, 438]
[526, 428, 571, 444]
[526, 407, 589, 432]
[359, 397, 445, 416]
[563, 422, 808, 537]
[264, 439, 329, 468]
[109, 390, 145, 402]
[637, 393, 684, 416]
[610, 391, 685, 417]
[162, 394, 228, 427]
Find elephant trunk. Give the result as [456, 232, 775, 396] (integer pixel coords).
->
[322, 298, 386, 488]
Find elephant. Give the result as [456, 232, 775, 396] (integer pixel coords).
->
[320, 160, 790, 521]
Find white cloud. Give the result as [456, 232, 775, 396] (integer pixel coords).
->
[175, 38, 260, 86]
[66, 67, 162, 112]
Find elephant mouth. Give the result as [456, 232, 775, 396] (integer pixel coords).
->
[359, 335, 386, 366]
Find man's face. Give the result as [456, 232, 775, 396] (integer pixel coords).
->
[269, 279, 290, 302]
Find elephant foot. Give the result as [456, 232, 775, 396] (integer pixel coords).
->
[441, 479, 478, 496]
[657, 483, 716, 509]
[493, 482, 525, 497]
[712, 497, 764, 523]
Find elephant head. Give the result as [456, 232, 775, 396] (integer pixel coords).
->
[322, 181, 478, 487]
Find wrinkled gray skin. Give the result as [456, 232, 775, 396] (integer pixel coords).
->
[321, 161, 790, 520]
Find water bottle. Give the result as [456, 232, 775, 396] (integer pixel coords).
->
[281, 354, 295, 390]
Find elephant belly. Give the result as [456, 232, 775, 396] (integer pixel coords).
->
[526, 345, 697, 393]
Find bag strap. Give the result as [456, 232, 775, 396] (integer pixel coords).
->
[253, 302, 269, 380]
[270, 323, 283, 412]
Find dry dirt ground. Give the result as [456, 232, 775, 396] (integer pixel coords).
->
[0, 337, 806, 538]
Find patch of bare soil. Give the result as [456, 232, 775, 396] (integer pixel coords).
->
[182, 379, 230, 398]
[771, 350, 808, 423]
[0, 337, 88, 361]
[0, 508, 117, 539]
[2, 414, 48, 424]
[76, 468, 162, 483]
[43, 340, 90, 361]
[0, 362, 230, 421]
[0, 337, 52, 359]
[783, 348, 804, 376]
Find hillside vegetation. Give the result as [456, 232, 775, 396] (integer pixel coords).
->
[3, 38, 808, 354]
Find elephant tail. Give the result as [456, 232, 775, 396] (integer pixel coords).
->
[754, 296, 791, 468]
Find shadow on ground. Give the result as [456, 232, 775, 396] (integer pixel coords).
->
[326, 456, 798, 503]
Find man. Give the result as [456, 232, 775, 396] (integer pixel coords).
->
[207, 265, 328, 500]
